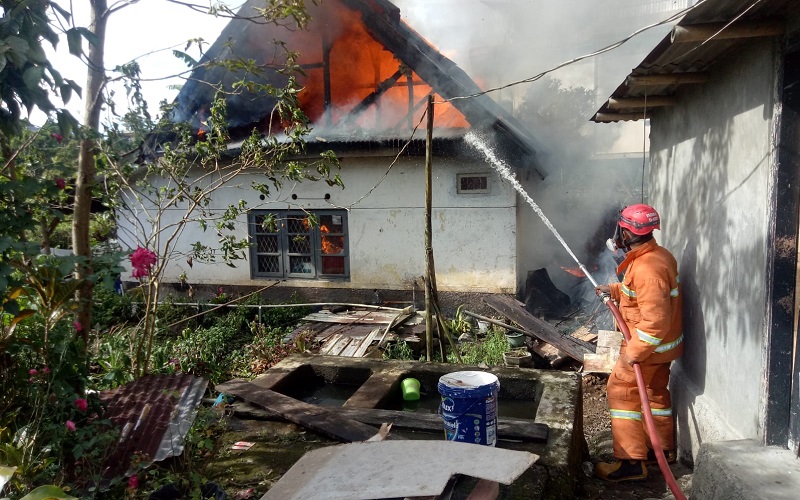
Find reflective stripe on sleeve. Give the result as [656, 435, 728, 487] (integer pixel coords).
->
[654, 334, 684, 353]
[636, 329, 662, 346]
[610, 409, 642, 420]
[671, 275, 680, 297]
[621, 284, 636, 298]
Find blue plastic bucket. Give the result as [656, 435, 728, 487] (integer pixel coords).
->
[438, 371, 500, 446]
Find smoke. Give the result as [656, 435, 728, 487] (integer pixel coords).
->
[391, 0, 686, 303]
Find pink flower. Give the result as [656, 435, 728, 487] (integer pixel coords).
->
[217, 286, 224, 297]
[29, 369, 38, 376]
[65, 420, 76, 432]
[130, 247, 157, 279]
[50, 132, 63, 143]
[42, 366, 50, 374]
[74, 398, 88, 412]
[127, 475, 138, 490]
[73, 321, 83, 332]
[56, 178, 66, 190]
[28, 378, 34, 383]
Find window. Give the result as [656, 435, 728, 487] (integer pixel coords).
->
[457, 173, 490, 193]
[249, 210, 349, 279]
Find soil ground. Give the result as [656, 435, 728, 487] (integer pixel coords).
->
[575, 373, 693, 500]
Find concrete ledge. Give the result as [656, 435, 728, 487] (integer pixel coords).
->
[692, 439, 800, 499]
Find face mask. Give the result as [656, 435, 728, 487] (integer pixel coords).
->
[606, 223, 627, 256]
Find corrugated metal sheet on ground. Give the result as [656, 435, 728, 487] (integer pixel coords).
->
[98, 373, 208, 478]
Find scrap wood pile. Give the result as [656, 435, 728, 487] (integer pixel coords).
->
[467, 295, 621, 373]
[287, 305, 423, 358]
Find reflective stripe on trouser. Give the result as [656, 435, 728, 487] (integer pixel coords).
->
[606, 358, 674, 460]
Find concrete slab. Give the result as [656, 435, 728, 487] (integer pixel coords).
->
[691, 439, 800, 500]
[261, 440, 538, 500]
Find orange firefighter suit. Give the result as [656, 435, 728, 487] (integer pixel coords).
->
[607, 238, 683, 460]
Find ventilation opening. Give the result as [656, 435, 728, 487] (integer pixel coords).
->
[457, 173, 490, 194]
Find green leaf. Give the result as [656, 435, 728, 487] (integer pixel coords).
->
[50, 2, 72, 22]
[65, 79, 82, 98]
[60, 82, 72, 104]
[23, 65, 44, 90]
[172, 50, 198, 68]
[19, 485, 78, 500]
[0, 54, 6, 74]
[28, 41, 47, 64]
[77, 27, 100, 48]
[66, 28, 82, 56]
[5, 36, 29, 55]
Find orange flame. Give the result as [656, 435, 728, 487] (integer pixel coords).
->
[560, 266, 586, 278]
[293, 0, 468, 132]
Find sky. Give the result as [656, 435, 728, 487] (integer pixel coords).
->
[40, 0, 234, 125]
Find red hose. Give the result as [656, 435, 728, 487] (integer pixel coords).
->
[603, 297, 687, 500]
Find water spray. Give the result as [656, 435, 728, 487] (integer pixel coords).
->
[466, 131, 687, 500]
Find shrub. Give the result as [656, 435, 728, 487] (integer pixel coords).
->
[171, 324, 245, 384]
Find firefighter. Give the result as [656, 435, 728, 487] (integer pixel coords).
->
[593, 203, 683, 482]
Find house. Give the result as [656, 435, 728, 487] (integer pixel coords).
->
[118, 0, 552, 306]
[592, 0, 800, 494]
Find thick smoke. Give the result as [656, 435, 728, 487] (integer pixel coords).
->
[394, 0, 685, 302]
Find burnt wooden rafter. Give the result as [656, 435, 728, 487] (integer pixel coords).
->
[335, 68, 404, 128]
[322, 32, 333, 126]
[389, 91, 433, 131]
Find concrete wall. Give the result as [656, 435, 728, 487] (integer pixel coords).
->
[648, 39, 778, 457]
[117, 153, 519, 294]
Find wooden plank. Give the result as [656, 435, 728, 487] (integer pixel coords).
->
[353, 328, 381, 357]
[339, 337, 360, 357]
[330, 336, 353, 356]
[483, 295, 594, 362]
[215, 379, 382, 442]
[571, 325, 598, 343]
[301, 310, 399, 325]
[320, 334, 343, 355]
[227, 401, 549, 443]
[582, 353, 614, 374]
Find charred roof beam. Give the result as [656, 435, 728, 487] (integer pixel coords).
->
[335, 68, 404, 128]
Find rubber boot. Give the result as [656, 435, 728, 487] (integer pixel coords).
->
[595, 459, 648, 482]
[645, 448, 677, 465]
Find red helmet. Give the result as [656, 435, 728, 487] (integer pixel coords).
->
[618, 204, 660, 235]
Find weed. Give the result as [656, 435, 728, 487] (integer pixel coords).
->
[383, 340, 415, 360]
[450, 327, 509, 366]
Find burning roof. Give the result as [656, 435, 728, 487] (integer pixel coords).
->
[172, 0, 545, 178]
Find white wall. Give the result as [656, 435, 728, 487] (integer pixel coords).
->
[648, 39, 778, 456]
[117, 153, 519, 293]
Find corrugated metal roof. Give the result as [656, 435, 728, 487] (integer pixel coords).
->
[98, 373, 208, 479]
[592, 0, 796, 123]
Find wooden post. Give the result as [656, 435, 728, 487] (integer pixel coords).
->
[425, 95, 434, 362]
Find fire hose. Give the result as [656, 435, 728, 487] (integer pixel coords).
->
[598, 290, 687, 500]
[568, 261, 685, 499]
